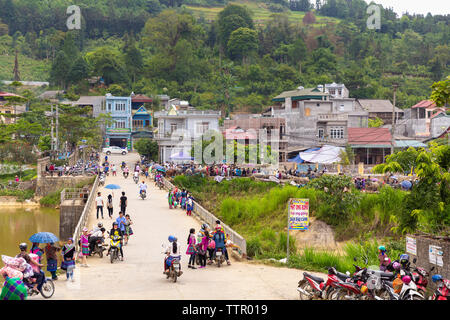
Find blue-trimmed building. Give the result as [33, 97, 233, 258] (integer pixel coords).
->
[131, 93, 153, 147]
[104, 94, 133, 150]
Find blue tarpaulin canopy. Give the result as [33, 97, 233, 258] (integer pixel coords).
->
[287, 148, 320, 163]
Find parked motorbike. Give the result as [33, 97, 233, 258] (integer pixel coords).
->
[215, 248, 225, 268]
[297, 267, 349, 300]
[23, 274, 55, 299]
[406, 257, 434, 297]
[375, 269, 424, 300]
[109, 235, 122, 264]
[92, 237, 107, 258]
[430, 275, 450, 300]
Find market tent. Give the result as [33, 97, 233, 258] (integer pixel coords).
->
[298, 145, 344, 164]
[287, 148, 320, 163]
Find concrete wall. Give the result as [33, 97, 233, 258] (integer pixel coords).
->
[35, 176, 94, 197]
[60, 200, 85, 240]
[406, 234, 450, 288]
[431, 116, 450, 138]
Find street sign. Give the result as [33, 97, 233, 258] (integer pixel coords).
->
[406, 236, 417, 255]
[288, 198, 309, 230]
[429, 245, 443, 267]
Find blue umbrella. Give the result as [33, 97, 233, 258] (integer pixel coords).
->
[29, 232, 59, 244]
[105, 184, 121, 190]
[154, 165, 164, 170]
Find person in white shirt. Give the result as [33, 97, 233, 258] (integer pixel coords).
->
[95, 192, 104, 219]
[164, 235, 182, 275]
[139, 180, 148, 196]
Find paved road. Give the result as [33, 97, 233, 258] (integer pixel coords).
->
[44, 152, 325, 300]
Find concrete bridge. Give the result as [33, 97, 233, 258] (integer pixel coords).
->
[36, 152, 325, 300]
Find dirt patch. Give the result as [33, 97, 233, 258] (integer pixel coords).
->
[292, 217, 345, 252]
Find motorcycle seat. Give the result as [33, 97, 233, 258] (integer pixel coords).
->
[380, 272, 394, 280]
[304, 272, 324, 283]
[336, 272, 350, 281]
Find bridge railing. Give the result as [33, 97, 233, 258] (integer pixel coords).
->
[72, 174, 99, 251]
[163, 178, 247, 256]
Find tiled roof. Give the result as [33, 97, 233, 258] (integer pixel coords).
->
[411, 100, 436, 109]
[357, 99, 403, 113]
[132, 94, 152, 103]
[348, 127, 392, 145]
[273, 87, 328, 100]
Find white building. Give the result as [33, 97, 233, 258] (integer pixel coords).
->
[154, 101, 221, 163]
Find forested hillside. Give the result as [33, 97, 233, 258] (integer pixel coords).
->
[0, 0, 448, 113]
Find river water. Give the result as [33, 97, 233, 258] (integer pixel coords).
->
[0, 207, 59, 269]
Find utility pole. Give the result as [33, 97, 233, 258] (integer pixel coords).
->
[391, 83, 399, 154]
[55, 103, 59, 155]
[51, 104, 54, 158]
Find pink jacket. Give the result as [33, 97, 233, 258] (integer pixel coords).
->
[200, 236, 209, 252]
[186, 234, 196, 255]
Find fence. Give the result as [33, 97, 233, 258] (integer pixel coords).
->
[60, 188, 84, 202]
[163, 178, 247, 257]
[72, 175, 99, 251]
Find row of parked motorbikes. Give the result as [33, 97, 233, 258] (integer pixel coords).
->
[297, 255, 449, 300]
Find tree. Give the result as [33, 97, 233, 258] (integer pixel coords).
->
[217, 4, 254, 52]
[368, 117, 384, 128]
[134, 139, 158, 161]
[430, 76, 450, 107]
[303, 11, 316, 25]
[227, 27, 258, 64]
[123, 34, 143, 84]
[50, 51, 71, 88]
[85, 47, 129, 86]
[67, 56, 89, 85]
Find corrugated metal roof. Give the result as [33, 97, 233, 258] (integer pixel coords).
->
[411, 100, 436, 109]
[395, 140, 427, 148]
[357, 99, 403, 113]
[273, 87, 328, 101]
[348, 127, 392, 144]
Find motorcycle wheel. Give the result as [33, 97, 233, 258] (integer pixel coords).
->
[110, 250, 115, 264]
[336, 290, 350, 300]
[40, 279, 55, 299]
[328, 288, 341, 300]
[99, 249, 103, 258]
[298, 281, 313, 300]
[173, 270, 177, 283]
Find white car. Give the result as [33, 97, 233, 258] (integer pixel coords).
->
[102, 146, 128, 155]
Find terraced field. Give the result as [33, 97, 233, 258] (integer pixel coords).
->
[185, 1, 340, 26]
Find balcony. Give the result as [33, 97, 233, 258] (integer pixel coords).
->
[154, 110, 221, 118]
[317, 114, 348, 121]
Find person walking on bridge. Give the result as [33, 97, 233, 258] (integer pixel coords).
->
[186, 228, 197, 269]
[96, 192, 104, 219]
[120, 192, 127, 214]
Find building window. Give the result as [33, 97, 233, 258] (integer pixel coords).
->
[133, 120, 144, 128]
[115, 102, 126, 112]
[330, 127, 344, 139]
[170, 123, 177, 133]
[108, 103, 112, 111]
[115, 121, 126, 129]
[196, 122, 209, 134]
[318, 128, 324, 139]
[339, 104, 344, 111]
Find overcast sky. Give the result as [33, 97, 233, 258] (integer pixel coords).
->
[365, 0, 450, 16]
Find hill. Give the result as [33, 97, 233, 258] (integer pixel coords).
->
[0, 54, 49, 82]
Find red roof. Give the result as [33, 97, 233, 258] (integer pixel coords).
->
[0, 92, 20, 97]
[411, 100, 436, 109]
[224, 127, 257, 140]
[132, 94, 152, 103]
[348, 127, 392, 145]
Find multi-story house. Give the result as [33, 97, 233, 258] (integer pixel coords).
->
[269, 85, 368, 153]
[154, 101, 220, 163]
[224, 116, 288, 162]
[398, 100, 450, 139]
[104, 94, 132, 150]
[130, 93, 153, 146]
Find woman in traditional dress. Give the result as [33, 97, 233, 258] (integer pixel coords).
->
[168, 190, 174, 209]
[186, 228, 197, 269]
[80, 228, 90, 267]
[44, 242, 60, 280]
[62, 238, 76, 282]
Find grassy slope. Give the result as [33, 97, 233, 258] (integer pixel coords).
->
[185, 1, 340, 26]
[0, 54, 50, 81]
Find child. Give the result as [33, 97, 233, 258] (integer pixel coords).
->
[186, 228, 197, 269]
[125, 214, 134, 239]
[186, 196, 193, 216]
